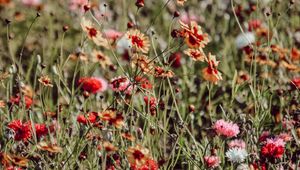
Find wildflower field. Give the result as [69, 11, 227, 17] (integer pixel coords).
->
[0, 0, 300, 169]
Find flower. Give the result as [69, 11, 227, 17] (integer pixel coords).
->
[213, 119, 240, 138]
[235, 32, 255, 49]
[38, 75, 53, 87]
[154, 66, 174, 78]
[135, 76, 153, 90]
[109, 76, 132, 94]
[177, 0, 187, 6]
[78, 77, 108, 94]
[131, 54, 154, 74]
[168, 52, 182, 68]
[143, 96, 157, 115]
[277, 133, 292, 142]
[8, 120, 31, 141]
[103, 29, 123, 40]
[248, 19, 262, 31]
[37, 142, 63, 153]
[34, 123, 49, 138]
[98, 141, 118, 154]
[22, 0, 41, 7]
[126, 145, 150, 168]
[135, 0, 145, 8]
[228, 139, 246, 149]
[226, 147, 248, 163]
[291, 77, 300, 89]
[121, 132, 136, 141]
[81, 18, 109, 48]
[131, 159, 159, 170]
[10, 95, 33, 109]
[0, 153, 29, 168]
[184, 48, 206, 61]
[179, 21, 210, 49]
[204, 155, 220, 168]
[91, 50, 112, 68]
[125, 29, 150, 53]
[77, 112, 98, 125]
[99, 109, 124, 128]
[290, 47, 300, 61]
[202, 53, 222, 84]
[261, 138, 285, 159]
[69, 0, 88, 12]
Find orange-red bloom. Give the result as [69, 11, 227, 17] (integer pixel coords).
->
[202, 53, 222, 84]
[179, 21, 210, 49]
[8, 120, 31, 141]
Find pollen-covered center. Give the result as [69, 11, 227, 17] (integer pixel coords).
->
[87, 27, 97, 37]
[130, 35, 144, 48]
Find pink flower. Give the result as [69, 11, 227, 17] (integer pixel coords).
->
[22, 0, 41, 6]
[213, 119, 240, 138]
[69, 0, 88, 12]
[104, 29, 123, 40]
[228, 139, 246, 149]
[109, 76, 132, 94]
[204, 156, 220, 168]
[179, 12, 199, 24]
[277, 133, 292, 142]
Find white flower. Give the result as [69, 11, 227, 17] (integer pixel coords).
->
[226, 147, 248, 163]
[235, 32, 255, 49]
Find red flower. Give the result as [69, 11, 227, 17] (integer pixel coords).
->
[34, 123, 49, 138]
[135, 0, 144, 8]
[77, 112, 98, 125]
[8, 120, 31, 141]
[78, 77, 108, 94]
[10, 95, 33, 109]
[169, 52, 182, 68]
[248, 19, 261, 31]
[135, 76, 152, 90]
[291, 77, 300, 89]
[131, 159, 159, 170]
[261, 138, 285, 159]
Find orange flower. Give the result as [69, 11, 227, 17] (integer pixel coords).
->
[184, 48, 206, 61]
[202, 53, 222, 84]
[177, 0, 187, 5]
[121, 132, 136, 141]
[38, 75, 53, 87]
[179, 21, 210, 49]
[271, 45, 289, 59]
[279, 60, 300, 72]
[91, 50, 112, 68]
[98, 141, 118, 154]
[1, 153, 30, 167]
[237, 71, 250, 84]
[99, 109, 124, 128]
[125, 29, 150, 53]
[131, 54, 154, 74]
[291, 47, 300, 61]
[126, 145, 150, 168]
[154, 66, 174, 78]
[245, 54, 276, 68]
[37, 142, 63, 153]
[81, 18, 109, 48]
[69, 52, 88, 62]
